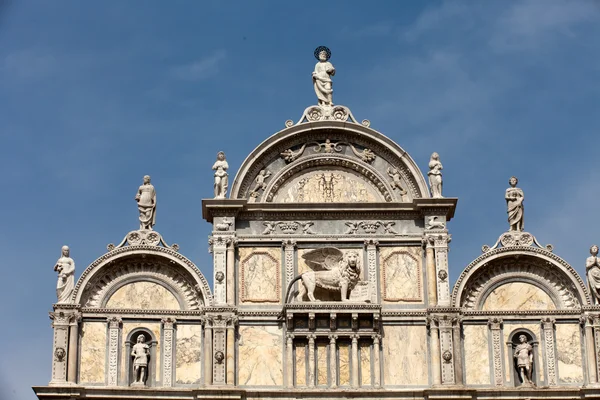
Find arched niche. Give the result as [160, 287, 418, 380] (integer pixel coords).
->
[73, 245, 213, 309]
[125, 328, 158, 387]
[506, 328, 540, 387]
[230, 121, 430, 202]
[453, 247, 590, 310]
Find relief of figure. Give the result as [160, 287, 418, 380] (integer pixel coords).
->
[506, 176, 524, 231]
[252, 169, 271, 193]
[428, 152, 443, 198]
[135, 175, 156, 230]
[54, 245, 75, 303]
[514, 334, 534, 386]
[284, 248, 362, 303]
[387, 166, 407, 195]
[587, 245, 600, 304]
[213, 151, 229, 199]
[131, 334, 150, 385]
[312, 46, 335, 106]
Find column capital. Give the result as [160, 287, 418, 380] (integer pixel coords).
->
[161, 317, 177, 329]
[307, 334, 316, 343]
[328, 334, 338, 343]
[282, 239, 297, 248]
[286, 333, 295, 341]
[371, 334, 381, 344]
[488, 317, 503, 330]
[364, 239, 379, 248]
[107, 316, 122, 329]
[541, 317, 556, 329]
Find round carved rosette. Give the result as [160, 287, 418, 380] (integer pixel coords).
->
[332, 106, 348, 121]
[306, 107, 323, 121]
[127, 231, 142, 245]
[145, 231, 160, 246]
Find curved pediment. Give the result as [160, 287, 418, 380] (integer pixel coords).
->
[230, 121, 430, 203]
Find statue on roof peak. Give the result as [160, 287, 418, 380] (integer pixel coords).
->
[312, 46, 335, 107]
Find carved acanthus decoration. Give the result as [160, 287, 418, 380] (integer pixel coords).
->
[107, 229, 179, 252]
[344, 221, 398, 235]
[262, 221, 316, 235]
[482, 230, 553, 253]
[280, 139, 376, 166]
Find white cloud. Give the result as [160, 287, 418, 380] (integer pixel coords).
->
[402, 0, 470, 42]
[170, 50, 227, 81]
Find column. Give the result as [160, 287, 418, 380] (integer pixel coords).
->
[452, 318, 463, 385]
[49, 311, 70, 385]
[106, 316, 121, 387]
[308, 335, 316, 388]
[212, 236, 228, 305]
[432, 235, 451, 306]
[329, 335, 337, 388]
[226, 239, 237, 305]
[541, 318, 557, 386]
[488, 318, 504, 386]
[425, 238, 437, 306]
[372, 334, 381, 387]
[161, 318, 176, 387]
[364, 240, 378, 303]
[428, 317, 441, 386]
[286, 334, 295, 388]
[226, 316, 238, 385]
[438, 316, 455, 385]
[582, 316, 597, 385]
[282, 240, 297, 302]
[351, 334, 359, 388]
[211, 315, 227, 385]
[67, 313, 81, 384]
[593, 316, 600, 382]
[204, 319, 213, 385]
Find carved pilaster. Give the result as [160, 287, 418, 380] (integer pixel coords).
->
[203, 317, 213, 385]
[286, 334, 295, 388]
[226, 238, 238, 305]
[438, 316, 455, 385]
[329, 335, 338, 388]
[282, 240, 297, 299]
[372, 334, 381, 387]
[581, 315, 597, 384]
[106, 316, 122, 387]
[208, 314, 228, 385]
[488, 317, 504, 386]
[161, 318, 176, 387]
[364, 239, 378, 303]
[49, 310, 71, 385]
[351, 334, 359, 388]
[424, 237, 437, 306]
[307, 334, 316, 388]
[429, 234, 451, 306]
[427, 317, 441, 385]
[226, 315, 238, 385]
[211, 235, 229, 305]
[541, 317, 557, 386]
[594, 315, 600, 383]
[452, 317, 463, 386]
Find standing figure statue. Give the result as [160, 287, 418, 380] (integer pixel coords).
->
[428, 152, 443, 198]
[587, 245, 600, 304]
[506, 176, 524, 231]
[514, 334, 534, 386]
[213, 151, 229, 199]
[135, 175, 156, 230]
[312, 46, 335, 107]
[54, 245, 75, 303]
[131, 334, 150, 385]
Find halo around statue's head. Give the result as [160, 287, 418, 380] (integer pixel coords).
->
[314, 46, 331, 61]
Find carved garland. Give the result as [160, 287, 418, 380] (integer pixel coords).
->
[453, 247, 590, 307]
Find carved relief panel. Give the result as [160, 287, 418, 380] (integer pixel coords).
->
[380, 247, 423, 303]
[238, 247, 281, 304]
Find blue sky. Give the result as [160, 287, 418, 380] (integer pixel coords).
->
[1, 1, 599, 398]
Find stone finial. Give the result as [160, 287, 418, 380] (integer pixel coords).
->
[135, 175, 156, 230]
[428, 152, 443, 198]
[54, 245, 75, 304]
[506, 176, 524, 232]
[213, 151, 229, 199]
[312, 46, 335, 107]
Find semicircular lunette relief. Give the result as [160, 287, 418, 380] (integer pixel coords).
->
[270, 168, 385, 203]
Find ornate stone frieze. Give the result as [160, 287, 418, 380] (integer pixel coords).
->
[107, 229, 179, 252]
[345, 221, 398, 235]
[261, 221, 316, 235]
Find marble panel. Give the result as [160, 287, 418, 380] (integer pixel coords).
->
[556, 324, 583, 384]
[482, 282, 556, 311]
[360, 341, 372, 386]
[316, 341, 328, 386]
[239, 248, 281, 304]
[295, 341, 307, 386]
[503, 323, 543, 383]
[105, 281, 180, 310]
[338, 341, 351, 386]
[273, 169, 381, 203]
[175, 324, 202, 385]
[79, 322, 106, 384]
[121, 322, 161, 383]
[238, 325, 283, 386]
[380, 247, 423, 303]
[383, 325, 428, 385]
[463, 325, 490, 385]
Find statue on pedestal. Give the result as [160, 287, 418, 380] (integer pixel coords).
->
[54, 245, 75, 304]
[131, 334, 149, 386]
[587, 245, 600, 304]
[514, 334, 534, 386]
[506, 176, 524, 231]
[312, 46, 335, 107]
[428, 152, 443, 198]
[213, 151, 229, 199]
[135, 175, 156, 230]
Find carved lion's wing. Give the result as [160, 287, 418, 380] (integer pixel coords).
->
[302, 247, 344, 271]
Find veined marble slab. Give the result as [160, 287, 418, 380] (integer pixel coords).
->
[383, 325, 428, 385]
[106, 281, 180, 310]
[238, 325, 283, 386]
[556, 323, 583, 383]
[175, 324, 202, 385]
[482, 282, 556, 311]
[464, 325, 490, 385]
[79, 322, 106, 384]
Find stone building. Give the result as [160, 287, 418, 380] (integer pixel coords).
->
[34, 48, 600, 400]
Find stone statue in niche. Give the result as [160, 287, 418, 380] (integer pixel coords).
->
[514, 334, 534, 386]
[285, 248, 362, 303]
[251, 169, 271, 193]
[428, 152, 443, 198]
[213, 151, 229, 199]
[387, 166, 407, 195]
[135, 175, 157, 230]
[506, 176, 524, 231]
[54, 245, 75, 303]
[312, 46, 335, 106]
[586, 245, 600, 304]
[131, 334, 150, 386]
